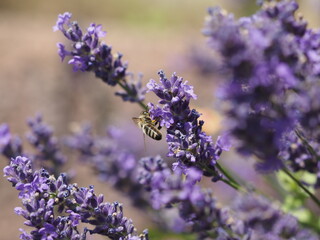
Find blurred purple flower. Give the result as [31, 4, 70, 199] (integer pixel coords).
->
[232, 193, 319, 239]
[26, 114, 66, 176]
[276, 77, 320, 187]
[54, 12, 146, 104]
[138, 155, 318, 239]
[292, 80, 320, 141]
[188, 47, 221, 76]
[279, 130, 320, 187]
[203, 0, 320, 173]
[66, 124, 149, 208]
[138, 155, 240, 239]
[115, 73, 146, 103]
[0, 124, 10, 147]
[0, 123, 23, 160]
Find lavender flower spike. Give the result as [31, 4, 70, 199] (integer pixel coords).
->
[202, 1, 315, 173]
[26, 114, 66, 176]
[66, 124, 149, 208]
[138, 155, 236, 239]
[4, 156, 149, 240]
[138, 156, 319, 239]
[232, 193, 319, 240]
[4, 156, 82, 239]
[54, 12, 146, 104]
[147, 71, 224, 180]
[0, 123, 23, 160]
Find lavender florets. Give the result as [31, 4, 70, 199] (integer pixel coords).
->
[138, 155, 239, 239]
[53, 12, 146, 104]
[4, 156, 149, 240]
[138, 156, 318, 239]
[26, 114, 66, 176]
[147, 71, 225, 180]
[231, 193, 319, 240]
[0, 123, 23, 160]
[203, 0, 320, 176]
[66, 124, 149, 208]
[279, 130, 320, 187]
[4, 156, 82, 239]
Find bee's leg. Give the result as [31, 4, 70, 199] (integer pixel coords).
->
[156, 121, 162, 130]
[143, 133, 146, 152]
[152, 119, 162, 130]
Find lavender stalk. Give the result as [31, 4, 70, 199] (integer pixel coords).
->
[282, 167, 320, 208]
[54, 13, 242, 191]
[26, 114, 66, 177]
[0, 124, 23, 159]
[53, 12, 147, 108]
[203, 0, 320, 199]
[4, 156, 149, 240]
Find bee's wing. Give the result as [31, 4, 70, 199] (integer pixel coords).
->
[132, 117, 140, 126]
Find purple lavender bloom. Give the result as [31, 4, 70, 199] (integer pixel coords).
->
[138, 156, 318, 239]
[69, 186, 149, 239]
[66, 123, 94, 159]
[147, 71, 224, 180]
[300, 29, 320, 76]
[4, 156, 82, 239]
[26, 114, 66, 176]
[202, 0, 320, 172]
[4, 156, 149, 240]
[277, 78, 320, 187]
[66, 124, 149, 208]
[291, 79, 320, 142]
[54, 12, 146, 104]
[231, 194, 319, 240]
[279, 130, 320, 187]
[188, 47, 221, 77]
[138, 155, 241, 239]
[0, 124, 10, 149]
[4, 156, 34, 195]
[115, 73, 146, 102]
[0, 123, 23, 160]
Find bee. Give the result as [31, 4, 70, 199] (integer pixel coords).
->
[132, 110, 162, 141]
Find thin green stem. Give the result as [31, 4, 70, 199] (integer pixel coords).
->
[282, 167, 320, 208]
[220, 178, 240, 191]
[203, 163, 249, 192]
[294, 130, 319, 160]
[216, 163, 241, 188]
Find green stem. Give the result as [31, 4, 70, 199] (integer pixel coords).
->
[282, 167, 320, 208]
[216, 163, 241, 188]
[220, 178, 240, 191]
[204, 163, 249, 192]
[294, 130, 319, 160]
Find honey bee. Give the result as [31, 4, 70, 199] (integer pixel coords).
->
[132, 110, 162, 141]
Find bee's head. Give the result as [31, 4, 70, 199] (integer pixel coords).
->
[142, 110, 149, 115]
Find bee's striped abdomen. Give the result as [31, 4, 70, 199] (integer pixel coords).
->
[143, 124, 162, 140]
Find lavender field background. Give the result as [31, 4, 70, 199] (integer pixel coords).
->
[0, 0, 319, 239]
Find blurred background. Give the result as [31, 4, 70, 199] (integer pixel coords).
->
[0, 0, 319, 239]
